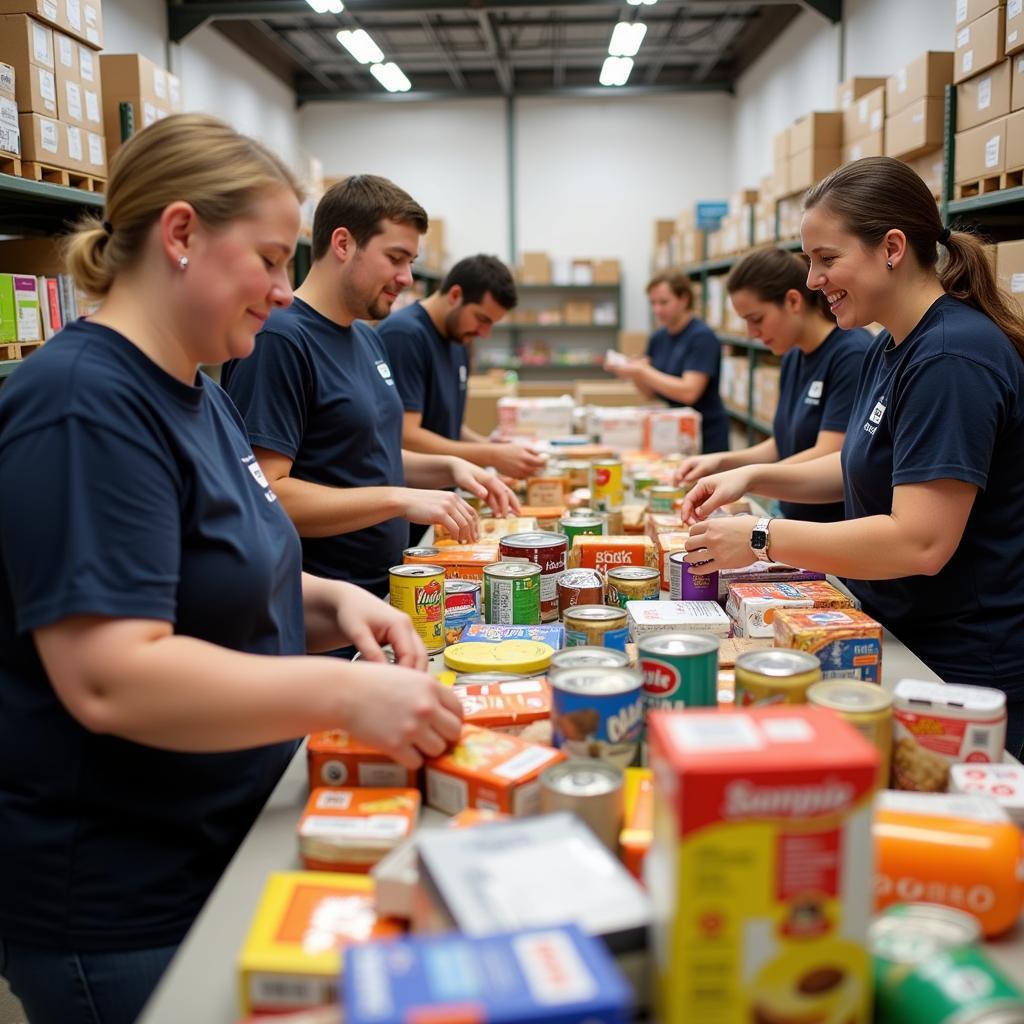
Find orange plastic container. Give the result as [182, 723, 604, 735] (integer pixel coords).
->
[874, 791, 1024, 937]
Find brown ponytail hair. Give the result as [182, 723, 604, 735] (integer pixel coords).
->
[726, 246, 832, 319]
[804, 156, 1024, 360]
[63, 113, 304, 300]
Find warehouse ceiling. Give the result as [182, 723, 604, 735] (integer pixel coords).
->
[167, 1, 841, 102]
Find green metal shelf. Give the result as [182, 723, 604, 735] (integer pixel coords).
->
[946, 185, 1024, 216]
[0, 171, 104, 236]
[0, 360, 24, 378]
[725, 405, 773, 435]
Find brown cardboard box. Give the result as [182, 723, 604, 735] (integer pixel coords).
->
[789, 111, 842, 152]
[788, 146, 841, 192]
[63, 119, 84, 169]
[17, 61, 57, 118]
[0, 62, 13, 102]
[836, 75, 887, 111]
[0, 0, 102, 48]
[0, 63, 17, 156]
[464, 380, 515, 437]
[654, 219, 674, 246]
[0, 14, 56, 116]
[956, 0, 1002, 25]
[954, 115, 1007, 180]
[1006, 107, 1024, 167]
[956, 8, 1007, 83]
[592, 259, 620, 284]
[518, 251, 551, 285]
[773, 126, 790, 165]
[573, 381, 645, 407]
[54, 36, 84, 125]
[887, 51, 955, 114]
[80, 0, 102, 49]
[903, 149, 946, 198]
[1008, 0, 1024, 55]
[957, 59, 1012, 130]
[83, 126, 105, 175]
[843, 131, 884, 163]
[74, 43, 102, 128]
[17, 110, 64, 165]
[563, 300, 593, 325]
[100, 53, 173, 156]
[1013, 52, 1024, 108]
[618, 331, 647, 358]
[996, 238, 1024, 299]
[843, 84, 886, 141]
[885, 97, 945, 160]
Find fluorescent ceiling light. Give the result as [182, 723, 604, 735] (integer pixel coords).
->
[608, 21, 647, 57]
[336, 28, 384, 64]
[370, 62, 412, 93]
[627, 0, 657, 5]
[306, 0, 343, 12]
[599, 56, 634, 87]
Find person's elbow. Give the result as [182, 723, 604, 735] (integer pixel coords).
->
[912, 534, 959, 577]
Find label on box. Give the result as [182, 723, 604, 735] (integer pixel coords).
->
[0, 98, 16, 128]
[897, 67, 908, 93]
[979, 75, 992, 110]
[0, 66, 11, 93]
[40, 118, 59, 154]
[154, 68, 166, 99]
[65, 80, 81, 121]
[85, 1, 97, 26]
[0, 124, 19, 156]
[33, 23, 52, 65]
[1013, 0, 1024, 18]
[143, 101, 157, 127]
[1012, 272, 1024, 293]
[79, 47, 94, 81]
[39, 68, 56, 106]
[84, 88, 99, 123]
[963, 49, 974, 75]
[957, 27, 970, 48]
[66, 124, 82, 160]
[169, 77, 181, 108]
[1011, 30, 1020, 45]
[870, 108, 882, 131]
[87, 131, 102, 166]
[1019, 57, 1024, 73]
[43, 0, 57, 20]
[986, 134, 1001, 168]
[66, 0, 81, 31]
[57, 35, 73, 67]
[858, 96, 869, 123]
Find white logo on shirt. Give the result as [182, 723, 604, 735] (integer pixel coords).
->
[459, 364, 467, 388]
[805, 380, 824, 405]
[243, 454, 277, 503]
[375, 359, 395, 386]
[863, 399, 886, 436]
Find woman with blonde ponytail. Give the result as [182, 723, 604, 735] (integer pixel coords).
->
[0, 115, 461, 1023]
[680, 156, 1024, 756]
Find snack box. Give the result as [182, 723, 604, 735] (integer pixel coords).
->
[951, 763, 1024, 826]
[646, 706, 878, 1023]
[423, 724, 566, 816]
[452, 676, 552, 734]
[433, 516, 538, 543]
[643, 407, 702, 456]
[343, 925, 633, 1024]
[402, 543, 499, 581]
[237, 871, 402, 1017]
[620, 767, 653, 882]
[459, 622, 565, 649]
[568, 535, 657, 572]
[297, 788, 420, 873]
[518, 504, 566, 530]
[727, 580, 854, 638]
[654, 530, 690, 591]
[772, 607, 883, 682]
[626, 599, 731, 639]
[717, 561, 828, 601]
[307, 730, 417, 790]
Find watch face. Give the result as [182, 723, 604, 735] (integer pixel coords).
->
[751, 532, 767, 549]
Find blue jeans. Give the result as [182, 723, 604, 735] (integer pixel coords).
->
[0, 937, 177, 1024]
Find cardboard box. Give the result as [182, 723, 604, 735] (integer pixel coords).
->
[1008, 0, 1024, 55]
[772, 125, 790, 165]
[843, 84, 885, 142]
[1006, 106, 1024, 167]
[996, 237, 1024, 297]
[82, 126, 105, 175]
[788, 145, 841, 192]
[957, 59, 1012, 131]
[518, 251, 551, 285]
[307, 730, 418, 789]
[0, 65, 16, 156]
[617, 330, 646, 358]
[0, 62, 12, 102]
[592, 258, 620, 284]
[563, 299, 593, 324]
[17, 110, 63, 165]
[885, 96, 946, 160]
[957, 8, 1007, 83]
[773, 607, 883, 682]
[1013, 51, 1024, 108]
[0, 0, 102, 48]
[100, 52, 172, 156]
[0, 273, 41, 342]
[0, 14, 57, 117]
[789, 110, 842, 152]
[956, 0, 1002, 24]
[887, 51, 955, 115]
[904, 148, 946, 198]
[843, 130, 884, 163]
[835, 75, 887, 111]
[955, 115, 1007, 180]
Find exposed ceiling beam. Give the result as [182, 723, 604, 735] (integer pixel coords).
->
[247, 18, 344, 92]
[478, 12, 513, 96]
[693, 8, 750, 82]
[298, 81, 732, 103]
[420, 14, 467, 90]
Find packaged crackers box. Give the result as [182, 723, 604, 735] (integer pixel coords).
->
[620, 767, 653, 882]
[773, 608, 883, 682]
[237, 871, 402, 1017]
[297, 788, 420, 873]
[627, 599, 731, 639]
[568, 534, 657, 572]
[403, 542, 499, 581]
[646, 706, 879, 1024]
[423, 724, 566, 816]
[644, 407, 702, 456]
[497, 395, 574, 439]
[726, 580, 854, 638]
[654, 530, 690, 591]
[452, 676, 552, 735]
[717, 561, 827, 601]
[307, 730, 417, 790]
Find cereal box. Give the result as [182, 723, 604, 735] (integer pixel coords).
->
[644, 407, 702, 456]
[626, 600, 731, 639]
[773, 608, 883, 682]
[568, 535, 657, 572]
[458, 622, 565, 648]
[452, 676, 552, 734]
[654, 531, 690, 591]
[307, 731, 417, 790]
[727, 581, 853, 638]
[424, 724, 566, 816]
[237, 871, 402, 1017]
[620, 767, 653, 882]
[402, 543, 499, 581]
[646, 706, 878, 1023]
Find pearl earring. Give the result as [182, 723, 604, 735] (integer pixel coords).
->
[178, 256, 189, 271]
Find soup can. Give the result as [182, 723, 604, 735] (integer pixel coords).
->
[540, 759, 625, 851]
[808, 678, 893, 789]
[549, 667, 644, 768]
[590, 460, 624, 512]
[648, 484, 684, 512]
[557, 569, 605, 618]
[444, 579, 482, 646]
[559, 515, 605, 543]
[606, 566, 661, 608]
[482, 562, 541, 625]
[499, 531, 568, 623]
[550, 646, 630, 671]
[388, 564, 445, 654]
[639, 632, 719, 711]
[734, 649, 822, 706]
[669, 549, 718, 601]
[563, 605, 630, 651]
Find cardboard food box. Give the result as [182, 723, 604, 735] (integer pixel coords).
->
[996, 237, 1024, 296]
[0, 273, 41, 343]
[496, 395, 574, 440]
[1014, 52, 1024, 109]
[885, 96, 946, 160]
[835, 75, 887, 111]
[626, 599, 731, 639]
[727, 580, 854, 639]
[843, 130, 884, 164]
[773, 607, 883, 682]
[525, 474, 568, 506]
[843, 84, 885, 142]
[1006, 106, 1024, 168]
[0, 0, 102, 48]
[568, 535, 657, 572]
[1009, 0, 1024, 55]
[451, 676, 552, 735]
[887, 51, 955, 115]
[432, 515, 537, 543]
[716, 561, 827, 602]
[402, 542, 499, 581]
[788, 145, 841, 193]
[653, 530, 689, 592]
[646, 706, 878, 1023]
[956, 7, 1007, 83]
[957, 59, 1012, 132]
[100, 52, 173, 157]
[306, 730, 417, 790]
[1, 14, 57, 118]
[955, 115, 1007, 181]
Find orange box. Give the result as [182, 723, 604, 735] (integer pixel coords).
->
[567, 534, 657, 572]
[403, 543, 499, 582]
[620, 767, 653, 882]
[526, 475, 568, 506]
[517, 505, 565, 530]
[307, 730, 417, 789]
[773, 607, 883, 683]
[452, 676, 551, 734]
[423, 724, 565, 816]
[448, 807, 510, 828]
[654, 530, 690, 591]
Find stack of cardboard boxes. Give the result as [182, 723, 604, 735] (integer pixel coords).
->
[99, 51, 182, 161]
[839, 77, 886, 163]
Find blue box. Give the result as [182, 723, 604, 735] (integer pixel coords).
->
[459, 623, 565, 649]
[343, 924, 632, 1024]
[695, 200, 729, 230]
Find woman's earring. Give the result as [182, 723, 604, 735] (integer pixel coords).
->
[178, 256, 190, 271]
[886, 260, 893, 270]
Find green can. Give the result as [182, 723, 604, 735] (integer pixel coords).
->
[633, 474, 657, 495]
[483, 561, 542, 625]
[638, 632, 719, 710]
[606, 566, 661, 607]
[647, 484, 684, 512]
[559, 515, 604, 543]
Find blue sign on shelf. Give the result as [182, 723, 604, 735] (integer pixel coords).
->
[695, 200, 729, 230]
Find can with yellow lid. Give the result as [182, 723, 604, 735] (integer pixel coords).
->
[443, 639, 554, 675]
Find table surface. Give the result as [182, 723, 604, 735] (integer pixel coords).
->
[138, 628, 1024, 1023]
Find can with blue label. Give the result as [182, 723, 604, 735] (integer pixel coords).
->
[563, 605, 630, 651]
[549, 666, 644, 768]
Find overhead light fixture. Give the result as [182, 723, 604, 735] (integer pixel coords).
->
[627, 0, 657, 5]
[608, 21, 647, 57]
[306, 0, 343, 13]
[599, 56, 634, 87]
[370, 62, 412, 93]
[336, 28, 385, 64]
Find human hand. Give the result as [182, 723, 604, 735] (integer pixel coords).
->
[449, 458, 520, 517]
[488, 443, 548, 480]
[683, 514, 758, 573]
[332, 581, 428, 671]
[674, 452, 723, 485]
[680, 467, 753, 524]
[402, 487, 479, 542]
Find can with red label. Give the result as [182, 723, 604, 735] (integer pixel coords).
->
[639, 632, 719, 712]
[590, 460, 624, 512]
[500, 531, 569, 623]
[389, 564, 446, 654]
[557, 569, 605, 618]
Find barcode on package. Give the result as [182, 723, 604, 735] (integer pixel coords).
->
[249, 974, 331, 1009]
[425, 768, 468, 814]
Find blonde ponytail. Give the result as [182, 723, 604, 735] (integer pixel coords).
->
[62, 220, 115, 298]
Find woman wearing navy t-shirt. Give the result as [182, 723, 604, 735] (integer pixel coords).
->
[674, 248, 871, 522]
[682, 157, 1024, 755]
[0, 116, 461, 1024]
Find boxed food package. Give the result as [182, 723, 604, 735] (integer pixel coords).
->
[718, 561, 828, 601]
[887, 51, 955, 115]
[496, 395, 574, 439]
[654, 530, 690, 591]
[458, 622, 565, 648]
[956, 7, 1007, 83]
[1009, 0, 1024, 55]
[402, 542, 499, 581]
[588, 406, 649, 451]
[518, 505, 565, 530]
[643, 407, 702, 456]
[773, 608, 883, 682]
[568, 535, 656, 572]
[727, 580, 854, 638]
[307, 730, 417, 790]
[433, 516, 537, 543]
[451, 676, 552, 736]
[525, 474, 568, 506]
[626, 600, 731, 639]
[885, 97, 946, 161]
[956, 59, 1011, 133]
[955, 116, 1007, 182]
[100, 52, 176, 158]
[842, 84, 885, 142]
[620, 767, 653, 882]
[0, 273, 41, 343]
[0, 0, 104, 48]
[950, 763, 1024, 826]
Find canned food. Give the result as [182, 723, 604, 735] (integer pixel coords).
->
[734, 649, 822, 706]
[606, 566, 660, 607]
[557, 569, 605, 617]
[639, 633, 719, 711]
[388, 564, 445, 654]
[632, 474, 657, 495]
[668, 549, 718, 601]
[499, 531, 568, 623]
[444, 579, 481, 646]
[403, 545, 441, 560]
[561, 460, 591, 489]
[590, 459, 624, 512]
[483, 562, 542, 626]
[540, 759, 625, 851]
[648, 484, 684, 512]
[871, 904, 982, 986]
[563, 605, 630, 651]
[549, 667, 644, 768]
[559, 515, 605, 543]
[808, 678, 892, 789]
[550, 646, 630, 671]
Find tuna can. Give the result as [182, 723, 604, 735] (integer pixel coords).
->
[648, 485, 684, 513]
[549, 646, 630, 672]
[540, 759, 625, 851]
[734, 649, 822, 706]
[590, 460, 624, 512]
[639, 633, 720, 711]
[808, 678, 893, 790]
[499, 531, 568, 623]
[563, 605, 630, 651]
[606, 566, 661, 608]
[559, 515, 605, 543]
[403, 545, 441, 561]
[388, 564, 445, 654]
[557, 569, 605, 618]
[482, 562, 542, 626]
[548, 667, 644, 768]
[444, 579, 481, 646]
[669, 549, 718, 601]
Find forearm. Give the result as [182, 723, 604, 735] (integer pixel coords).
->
[720, 438, 779, 470]
[301, 573, 350, 653]
[747, 452, 845, 503]
[274, 477, 405, 537]
[402, 450, 456, 488]
[404, 425, 495, 467]
[461, 424, 489, 443]
[642, 366, 702, 405]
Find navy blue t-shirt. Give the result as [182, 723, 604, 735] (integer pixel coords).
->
[842, 295, 1024, 697]
[646, 318, 730, 452]
[222, 298, 406, 598]
[774, 327, 872, 522]
[378, 302, 468, 441]
[0, 320, 304, 950]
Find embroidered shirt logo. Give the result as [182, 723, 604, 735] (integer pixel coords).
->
[863, 399, 886, 436]
[805, 380, 824, 405]
[375, 360, 395, 385]
[243, 454, 277, 503]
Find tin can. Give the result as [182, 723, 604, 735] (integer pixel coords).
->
[550, 646, 630, 672]
[559, 515, 605, 543]
[734, 649, 822, 706]
[483, 562, 542, 625]
[668, 549, 719, 601]
[557, 569, 605, 618]
[549, 667, 644, 768]
[808, 678, 893, 789]
[606, 566, 661, 607]
[561, 460, 591, 489]
[590, 459, 624, 512]
[639, 633, 719, 711]
[388, 564, 446, 654]
[403, 545, 441, 560]
[563, 605, 630, 651]
[633, 474, 657, 495]
[540, 759, 625, 851]
[499, 531, 569, 623]
[648, 484, 684, 512]
[444, 579, 481, 646]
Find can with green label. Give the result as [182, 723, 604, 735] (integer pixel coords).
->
[482, 562, 542, 625]
[559, 515, 604, 543]
[638, 633, 719, 711]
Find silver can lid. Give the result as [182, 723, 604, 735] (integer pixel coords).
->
[869, 903, 982, 963]
[445, 579, 481, 595]
[543, 759, 623, 797]
[735, 649, 821, 677]
[484, 561, 542, 579]
[549, 666, 642, 696]
[564, 604, 627, 624]
[550, 647, 629, 670]
[501, 531, 568, 550]
[607, 566, 660, 581]
[403, 546, 440, 558]
[639, 632, 720, 657]
[390, 564, 444, 578]
[807, 679, 891, 713]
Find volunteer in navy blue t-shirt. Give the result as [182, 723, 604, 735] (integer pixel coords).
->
[223, 176, 517, 600]
[606, 270, 730, 453]
[379, 254, 547, 480]
[674, 247, 870, 522]
[682, 157, 1024, 756]
[0, 117, 462, 1024]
